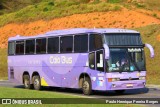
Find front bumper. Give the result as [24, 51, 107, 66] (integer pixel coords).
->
[106, 80, 146, 90]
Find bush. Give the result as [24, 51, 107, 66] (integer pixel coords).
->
[43, 7, 48, 12]
[48, 1, 54, 6]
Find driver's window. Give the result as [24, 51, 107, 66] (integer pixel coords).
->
[96, 50, 104, 71]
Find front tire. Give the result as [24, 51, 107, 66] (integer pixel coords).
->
[23, 75, 31, 89]
[33, 75, 41, 90]
[82, 77, 92, 95]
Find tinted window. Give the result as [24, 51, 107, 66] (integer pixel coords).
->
[48, 37, 59, 53]
[25, 39, 35, 54]
[16, 41, 24, 55]
[60, 36, 73, 53]
[36, 38, 46, 54]
[89, 34, 103, 51]
[74, 34, 88, 52]
[8, 42, 15, 55]
[105, 33, 142, 46]
[89, 52, 95, 70]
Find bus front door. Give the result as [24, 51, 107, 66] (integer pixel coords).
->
[89, 49, 106, 90]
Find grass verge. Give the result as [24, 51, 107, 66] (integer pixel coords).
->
[0, 87, 143, 107]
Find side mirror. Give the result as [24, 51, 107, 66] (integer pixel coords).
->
[103, 44, 110, 59]
[145, 43, 154, 58]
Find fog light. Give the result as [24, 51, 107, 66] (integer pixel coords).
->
[112, 84, 116, 88]
[139, 76, 146, 80]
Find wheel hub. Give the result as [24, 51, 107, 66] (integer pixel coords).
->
[83, 81, 89, 91]
[34, 79, 39, 86]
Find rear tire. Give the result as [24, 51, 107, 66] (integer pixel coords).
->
[82, 77, 92, 95]
[23, 75, 31, 89]
[33, 75, 41, 90]
[115, 90, 125, 94]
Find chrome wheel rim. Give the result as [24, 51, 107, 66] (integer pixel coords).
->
[34, 78, 39, 87]
[83, 81, 89, 93]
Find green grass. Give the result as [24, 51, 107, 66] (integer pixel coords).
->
[0, 87, 142, 107]
[0, 87, 78, 98]
[143, 0, 160, 10]
[0, 0, 160, 28]
[0, 0, 122, 27]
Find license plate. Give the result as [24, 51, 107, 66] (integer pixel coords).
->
[126, 84, 133, 87]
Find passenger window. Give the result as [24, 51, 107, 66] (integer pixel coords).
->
[8, 42, 15, 55]
[36, 38, 46, 54]
[89, 52, 95, 70]
[16, 41, 24, 55]
[60, 36, 73, 53]
[89, 34, 103, 51]
[74, 34, 88, 52]
[25, 39, 35, 54]
[48, 37, 59, 53]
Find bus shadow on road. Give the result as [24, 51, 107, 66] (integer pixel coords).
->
[14, 85, 149, 96]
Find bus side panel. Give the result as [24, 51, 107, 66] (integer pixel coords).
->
[42, 53, 89, 88]
[8, 53, 108, 90]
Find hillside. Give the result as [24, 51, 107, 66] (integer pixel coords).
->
[0, 0, 160, 84]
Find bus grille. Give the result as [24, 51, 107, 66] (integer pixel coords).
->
[120, 78, 139, 81]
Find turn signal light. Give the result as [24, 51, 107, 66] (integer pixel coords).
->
[108, 78, 120, 82]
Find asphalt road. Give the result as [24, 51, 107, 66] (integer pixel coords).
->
[0, 80, 160, 106]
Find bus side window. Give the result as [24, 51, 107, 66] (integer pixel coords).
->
[36, 38, 46, 54]
[89, 52, 95, 70]
[48, 37, 59, 53]
[60, 36, 73, 53]
[89, 34, 103, 51]
[8, 42, 15, 55]
[16, 41, 24, 55]
[25, 39, 35, 54]
[74, 34, 88, 52]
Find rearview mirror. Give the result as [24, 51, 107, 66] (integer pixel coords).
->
[103, 44, 110, 59]
[145, 43, 154, 58]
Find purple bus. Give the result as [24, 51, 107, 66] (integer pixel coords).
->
[8, 28, 154, 95]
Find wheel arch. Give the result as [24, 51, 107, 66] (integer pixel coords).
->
[22, 71, 30, 84]
[31, 71, 40, 84]
[78, 73, 91, 88]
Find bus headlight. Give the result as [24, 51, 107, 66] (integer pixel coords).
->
[108, 78, 120, 82]
[139, 76, 145, 80]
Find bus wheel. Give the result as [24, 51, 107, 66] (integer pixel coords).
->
[23, 75, 31, 89]
[82, 77, 92, 95]
[115, 90, 125, 94]
[33, 75, 41, 90]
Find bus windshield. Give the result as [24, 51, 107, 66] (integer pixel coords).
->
[107, 48, 145, 72]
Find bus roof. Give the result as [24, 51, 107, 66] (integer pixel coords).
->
[8, 28, 139, 41]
